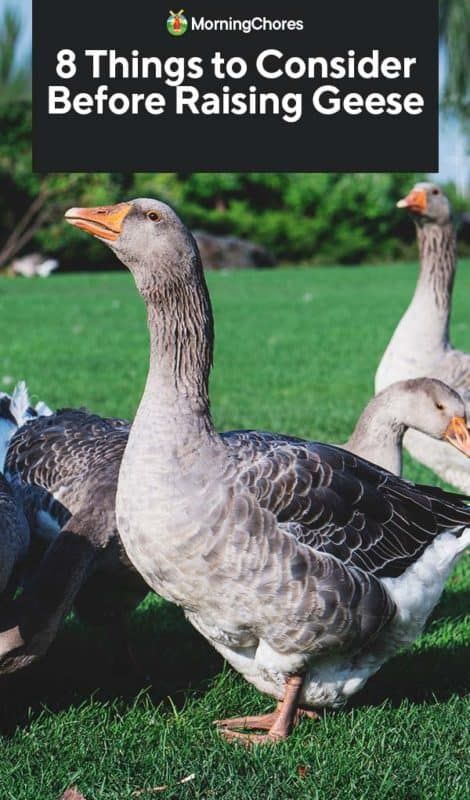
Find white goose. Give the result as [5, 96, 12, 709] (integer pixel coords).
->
[376, 182, 470, 491]
[65, 199, 470, 744]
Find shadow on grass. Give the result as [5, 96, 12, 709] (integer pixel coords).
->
[0, 587, 467, 736]
[351, 641, 469, 711]
[347, 587, 470, 710]
[0, 599, 222, 737]
[431, 587, 470, 621]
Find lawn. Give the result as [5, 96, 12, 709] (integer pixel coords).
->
[0, 262, 468, 800]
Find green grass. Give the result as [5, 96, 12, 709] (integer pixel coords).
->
[0, 262, 468, 800]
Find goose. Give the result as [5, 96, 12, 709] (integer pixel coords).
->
[375, 182, 470, 491]
[2, 376, 468, 673]
[344, 377, 470, 474]
[65, 199, 470, 744]
[0, 407, 148, 673]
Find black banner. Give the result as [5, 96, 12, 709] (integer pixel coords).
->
[32, 0, 439, 173]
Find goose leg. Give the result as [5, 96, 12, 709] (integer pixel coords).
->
[0, 520, 97, 674]
[215, 675, 317, 744]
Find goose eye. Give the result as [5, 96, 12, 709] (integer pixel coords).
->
[432, 188, 439, 196]
[435, 402, 444, 410]
[147, 211, 161, 222]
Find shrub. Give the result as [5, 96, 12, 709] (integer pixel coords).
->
[1, 102, 468, 268]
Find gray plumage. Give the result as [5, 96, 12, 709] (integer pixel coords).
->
[64, 198, 470, 734]
[0, 409, 146, 673]
[376, 182, 470, 492]
[0, 473, 30, 597]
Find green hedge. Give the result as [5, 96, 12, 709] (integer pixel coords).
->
[0, 101, 467, 269]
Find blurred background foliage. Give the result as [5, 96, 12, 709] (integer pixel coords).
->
[0, 3, 469, 271]
[439, 0, 470, 125]
[0, 7, 30, 103]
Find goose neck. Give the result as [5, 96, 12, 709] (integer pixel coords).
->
[412, 221, 456, 331]
[347, 395, 406, 474]
[137, 264, 216, 445]
[382, 221, 456, 363]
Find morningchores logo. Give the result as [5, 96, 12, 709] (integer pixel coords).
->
[189, 16, 304, 34]
[167, 10, 189, 37]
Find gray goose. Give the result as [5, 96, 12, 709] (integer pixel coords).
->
[65, 199, 470, 744]
[375, 182, 470, 492]
[1, 377, 468, 673]
[344, 378, 470, 474]
[0, 407, 147, 673]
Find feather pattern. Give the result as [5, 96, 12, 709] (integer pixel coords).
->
[224, 432, 470, 579]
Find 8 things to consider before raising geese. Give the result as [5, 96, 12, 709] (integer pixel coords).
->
[48, 48, 424, 122]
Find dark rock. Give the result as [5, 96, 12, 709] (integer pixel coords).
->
[194, 231, 276, 271]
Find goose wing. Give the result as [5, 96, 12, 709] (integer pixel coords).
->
[0, 473, 30, 595]
[224, 431, 470, 579]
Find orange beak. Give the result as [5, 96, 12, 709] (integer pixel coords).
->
[396, 189, 427, 214]
[64, 202, 132, 241]
[443, 416, 470, 457]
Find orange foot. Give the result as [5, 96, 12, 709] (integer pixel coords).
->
[214, 706, 319, 746]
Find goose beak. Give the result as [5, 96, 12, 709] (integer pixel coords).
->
[64, 202, 132, 241]
[396, 189, 427, 213]
[443, 416, 470, 457]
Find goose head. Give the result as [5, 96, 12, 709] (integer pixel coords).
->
[65, 199, 199, 296]
[396, 378, 470, 455]
[397, 182, 451, 226]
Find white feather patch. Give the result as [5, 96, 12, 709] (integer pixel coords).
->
[382, 528, 470, 646]
[35, 401, 53, 417]
[10, 381, 31, 426]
